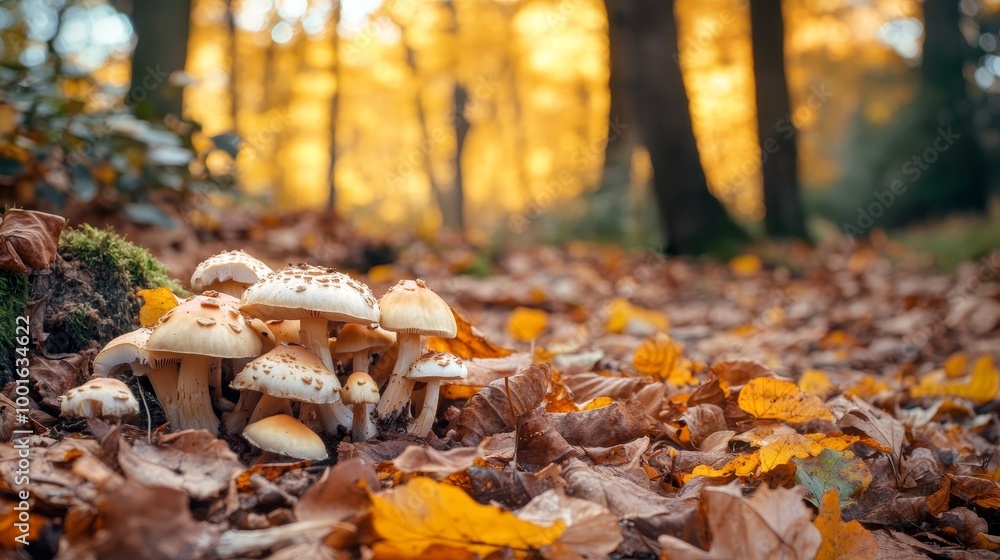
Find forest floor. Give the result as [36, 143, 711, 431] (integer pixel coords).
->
[2, 214, 1000, 559]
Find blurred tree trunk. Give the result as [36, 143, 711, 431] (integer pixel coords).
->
[609, 0, 745, 255]
[445, 0, 466, 233]
[128, 0, 191, 119]
[749, 0, 808, 239]
[326, 3, 342, 215]
[596, 1, 637, 239]
[226, 0, 239, 130]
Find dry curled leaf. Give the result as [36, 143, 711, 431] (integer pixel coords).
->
[427, 308, 514, 359]
[117, 431, 242, 500]
[455, 364, 551, 446]
[0, 208, 66, 273]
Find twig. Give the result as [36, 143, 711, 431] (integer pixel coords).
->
[136, 381, 152, 444]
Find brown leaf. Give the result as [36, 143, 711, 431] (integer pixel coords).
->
[658, 483, 822, 560]
[679, 404, 728, 448]
[392, 445, 483, 475]
[516, 408, 580, 471]
[30, 351, 93, 409]
[427, 308, 514, 359]
[338, 437, 437, 466]
[455, 364, 551, 446]
[295, 458, 378, 523]
[117, 431, 243, 501]
[547, 399, 648, 447]
[516, 489, 623, 559]
[468, 465, 560, 509]
[561, 372, 646, 402]
[0, 208, 66, 273]
[835, 396, 905, 473]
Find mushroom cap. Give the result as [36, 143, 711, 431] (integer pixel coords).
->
[378, 279, 457, 338]
[93, 327, 179, 377]
[265, 319, 301, 344]
[335, 324, 396, 354]
[406, 351, 467, 381]
[242, 413, 328, 460]
[342, 371, 380, 405]
[230, 344, 341, 403]
[240, 264, 379, 324]
[191, 250, 273, 292]
[60, 377, 140, 419]
[148, 292, 262, 359]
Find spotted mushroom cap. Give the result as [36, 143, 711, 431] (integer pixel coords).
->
[191, 250, 273, 292]
[243, 413, 329, 460]
[264, 319, 301, 344]
[342, 371, 380, 405]
[147, 291, 262, 359]
[335, 324, 396, 354]
[239, 264, 380, 324]
[60, 377, 140, 419]
[378, 279, 457, 338]
[406, 351, 467, 381]
[230, 344, 341, 403]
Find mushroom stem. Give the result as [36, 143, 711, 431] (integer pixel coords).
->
[224, 390, 262, 434]
[410, 380, 442, 437]
[145, 363, 181, 429]
[352, 350, 371, 373]
[375, 333, 420, 422]
[209, 358, 222, 401]
[254, 450, 284, 465]
[299, 317, 334, 371]
[352, 403, 376, 441]
[177, 354, 220, 435]
[249, 394, 293, 424]
[212, 279, 247, 298]
[316, 399, 353, 433]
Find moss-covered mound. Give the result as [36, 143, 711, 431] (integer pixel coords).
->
[0, 225, 185, 384]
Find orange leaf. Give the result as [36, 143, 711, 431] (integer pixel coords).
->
[507, 307, 548, 342]
[758, 434, 825, 472]
[138, 287, 180, 327]
[605, 297, 669, 335]
[813, 488, 879, 560]
[633, 333, 696, 386]
[799, 369, 834, 398]
[910, 355, 999, 405]
[427, 309, 514, 359]
[738, 377, 833, 423]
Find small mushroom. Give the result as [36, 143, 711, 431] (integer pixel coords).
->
[93, 327, 181, 429]
[406, 352, 467, 437]
[335, 324, 396, 373]
[375, 279, 457, 426]
[191, 250, 273, 298]
[243, 413, 328, 464]
[61, 378, 139, 420]
[341, 371, 380, 442]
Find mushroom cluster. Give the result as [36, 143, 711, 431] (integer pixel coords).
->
[61, 250, 468, 464]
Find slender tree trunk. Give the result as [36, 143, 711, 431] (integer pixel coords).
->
[452, 83, 469, 233]
[327, 3, 343, 215]
[226, 0, 239, 131]
[610, 0, 745, 255]
[128, 0, 191, 119]
[749, 0, 808, 238]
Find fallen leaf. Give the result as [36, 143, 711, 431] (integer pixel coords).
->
[799, 369, 834, 398]
[427, 309, 514, 359]
[117, 431, 242, 500]
[632, 333, 696, 385]
[794, 449, 872, 507]
[729, 254, 762, 276]
[658, 483, 822, 560]
[758, 433, 825, 473]
[813, 488, 879, 560]
[456, 364, 551, 446]
[0, 208, 66, 273]
[604, 297, 669, 336]
[835, 396, 905, 473]
[910, 355, 999, 405]
[137, 287, 180, 327]
[369, 476, 565, 558]
[30, 351, 93, 409]
[738, 377, 833, 423]
[295, 458, 379, 523]
[508, 307, 549, 341]
[547, 399, 647, 447]
[392, 445, 483, 475]
[684, 453, 760, 482]
[516, 489, 622, 559]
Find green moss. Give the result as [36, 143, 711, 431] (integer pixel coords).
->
[59, 225, 186, 295]
[0, 269, 32, 375]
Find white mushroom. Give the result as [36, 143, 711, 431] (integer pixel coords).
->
[93, 327, 181, 429]
[191, 250, 273, 298]
[335, 324, 396, 373]
[243, 413, 328, 463]
[61, 377, 139, 420]
[341, 371, 380, 442]
[407, 352, 467, 437]
[230, 344, 342, 425]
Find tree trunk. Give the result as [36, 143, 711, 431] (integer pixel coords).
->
[326, 3, 343, 215]
[610, 0, 745, 255]
[452, 83, 469, 233]
[749, 0, 808, 239]
[128, 0, 191, 119]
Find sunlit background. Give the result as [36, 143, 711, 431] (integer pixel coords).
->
[4, 0, 1000, 239]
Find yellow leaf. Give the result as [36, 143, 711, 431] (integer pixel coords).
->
[605, 298, 669, 335]
[370, 477, 565, 558]
[799, 369, 834, 398]
[684, 453, 760, 482]
[582, 396, 613, 410]
[807, 433, 862, 452]
[844, 375, 889, 399]
[367, 264, 396, 283]
[729, 254, 762, 276]
[138, 287, 179, 327]
[758, 434, 825, 472]
[507, 307, 549, 342]
[910, 355, 999, 405]
[440, 385, 482, 400]
[943, 353, 968, 378]
[813, 488, 879, 560]
[633, 333, 697, 386]
[738, 377, 834, 423]
[427, 309, 514, 359]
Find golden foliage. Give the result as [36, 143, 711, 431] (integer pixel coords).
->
[738, 377, 834, 423]
[427, 309, 514, 359]
[137, 287, 179, 327]
[507, 307, 549, 341]
[633, 333, 696, 385]
[910, 355, 1000, 404]
[605, 298, 670, 335]
[813, 489, 879, 560]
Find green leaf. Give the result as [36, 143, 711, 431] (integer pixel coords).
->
[794, 449, 872, 508]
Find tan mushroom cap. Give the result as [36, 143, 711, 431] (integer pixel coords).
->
[93, 327, 178, 376]
[378, 279, 457, 338]
[406, 351, 468, 381]
[240, 264, 380, 324]
[243, 413, 328, 460]
[61, 377, 140, 419]
[335, 324, 396, 354]
[191, 250, 273, 292]
[148, 291, 262, 359]
[342, 371, 380, 405]
[231, 344, 340, 404]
